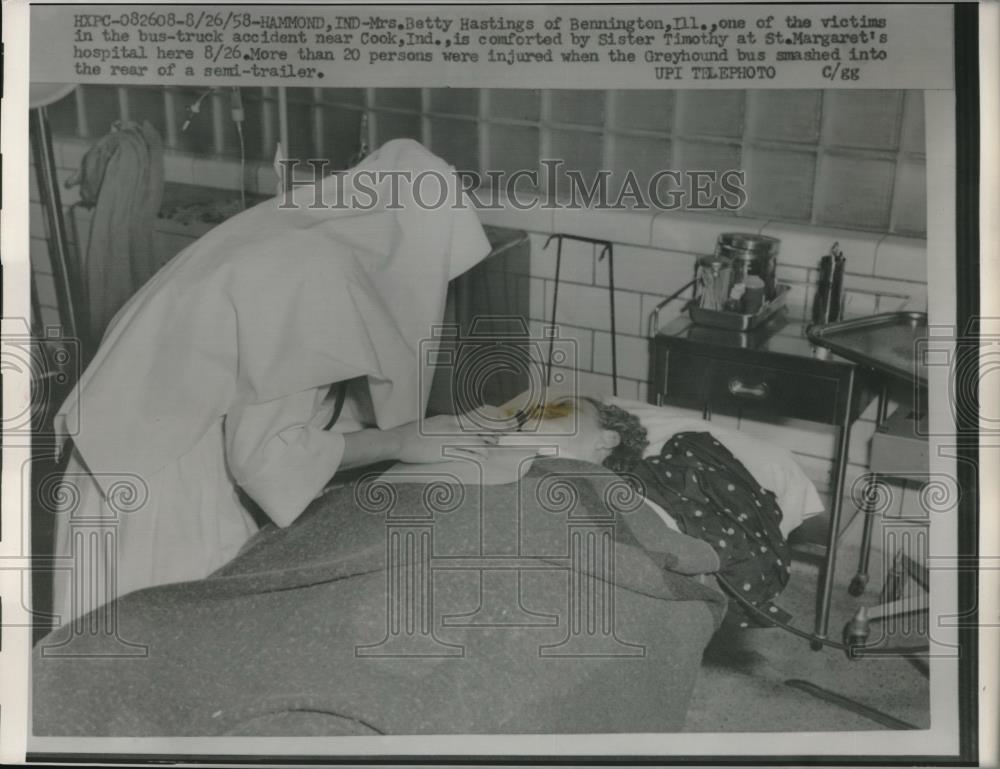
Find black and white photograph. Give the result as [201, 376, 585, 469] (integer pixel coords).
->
[0, 1, 992, 764]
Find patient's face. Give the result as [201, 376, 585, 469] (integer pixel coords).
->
[541, 399, 621, 466]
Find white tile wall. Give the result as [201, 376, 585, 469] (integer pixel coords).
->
[549, 365, 639, 400]
[842, 291, 878, 318]
[478, 195, 555, 234]
[593, 244, 694, 296]
[775, 265, 811, 285]
[546, 282, 643, 337]
[55, 138, 89, 169]
[190, 157, 244, 191]
[783, 283, 813, 319]
[553, 207, 655, 248]
[874, 236, 929, 281]
[476, 203, 929, 495]
[163, 153, 197, 188]
[592, 332, 648, 378]
[528, 277, 550, 323]
[758, 221, 881, 274]
[526, 234, 595, 284]
[642, 298, 685, 337]
[527, 320, 594, 373]
[651, 211, 768, 254]
[840, 272, 926, 295]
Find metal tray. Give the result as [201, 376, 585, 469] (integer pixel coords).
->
[806, 311, 928, 387]
[688, 284, 790, 331]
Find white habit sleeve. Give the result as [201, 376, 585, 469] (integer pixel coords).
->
[225, 387, 347, 528]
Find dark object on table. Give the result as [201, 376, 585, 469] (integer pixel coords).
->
[813, 255, 833, 325]
[811, 243, 847, 325]
[715, 232, 781, 300]
[742, 275, 766, 314]
[828, 245, 847, 321]
[806, 311, 928, 388]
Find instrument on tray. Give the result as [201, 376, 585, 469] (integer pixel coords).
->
[695, 254, 732, 311]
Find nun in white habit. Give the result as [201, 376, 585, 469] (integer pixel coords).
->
[51, 139, 502, 624]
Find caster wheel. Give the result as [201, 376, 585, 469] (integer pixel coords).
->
[810, 639, 824, 652]
[843, 610, 871, 660]
[848, 574, 868, 597]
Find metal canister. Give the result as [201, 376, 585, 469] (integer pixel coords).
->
[715, 233, 781, 300]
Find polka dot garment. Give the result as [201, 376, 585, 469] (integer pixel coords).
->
[631, 432, 793, 628]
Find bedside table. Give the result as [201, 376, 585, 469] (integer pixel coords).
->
[649, 310, 878, 649]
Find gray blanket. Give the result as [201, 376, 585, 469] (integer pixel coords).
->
[33, 459, 725, 736]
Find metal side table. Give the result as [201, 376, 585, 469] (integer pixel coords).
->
[649, 310, 878, 649]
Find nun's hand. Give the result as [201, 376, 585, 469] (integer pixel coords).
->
[391, 413, 514, 464]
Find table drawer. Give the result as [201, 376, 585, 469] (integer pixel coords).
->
[662, 350, 841, 423]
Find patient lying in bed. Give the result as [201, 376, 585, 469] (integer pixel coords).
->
[381, 393, 813, 627]
[35, 431, 727, 736]
[42, 392, 823, 737]
[381, 394, 823, 534]
[379, 395, 636, 487]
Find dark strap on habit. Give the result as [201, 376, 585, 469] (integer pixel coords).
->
[323, 382, 349, 431]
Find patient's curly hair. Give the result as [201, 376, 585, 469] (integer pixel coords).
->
[508, 395, 649, 473]
[580, 397, 649, 474]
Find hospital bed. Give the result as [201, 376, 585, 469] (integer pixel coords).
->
[32, 395, 823, 736]
[34, 456, 727, 736]
[31, 208, 827, 735]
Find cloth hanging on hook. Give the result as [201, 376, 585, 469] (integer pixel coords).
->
[66, 119, 165, 342]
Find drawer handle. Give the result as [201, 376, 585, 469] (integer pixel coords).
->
[728, 378, 770, 399]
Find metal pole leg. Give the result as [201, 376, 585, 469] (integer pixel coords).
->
[849, 473, 880, 597]
[603, 244, 619, 397]
[812, 373, 856, 651]
[30, 107, 87, 354]
[849, 387, 889, 597]
[544, 235, 563, 389]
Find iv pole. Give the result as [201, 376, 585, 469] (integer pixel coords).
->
[28, 88, 90, 361]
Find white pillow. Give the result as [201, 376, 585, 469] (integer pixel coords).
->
[608, 398, 825, 538]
